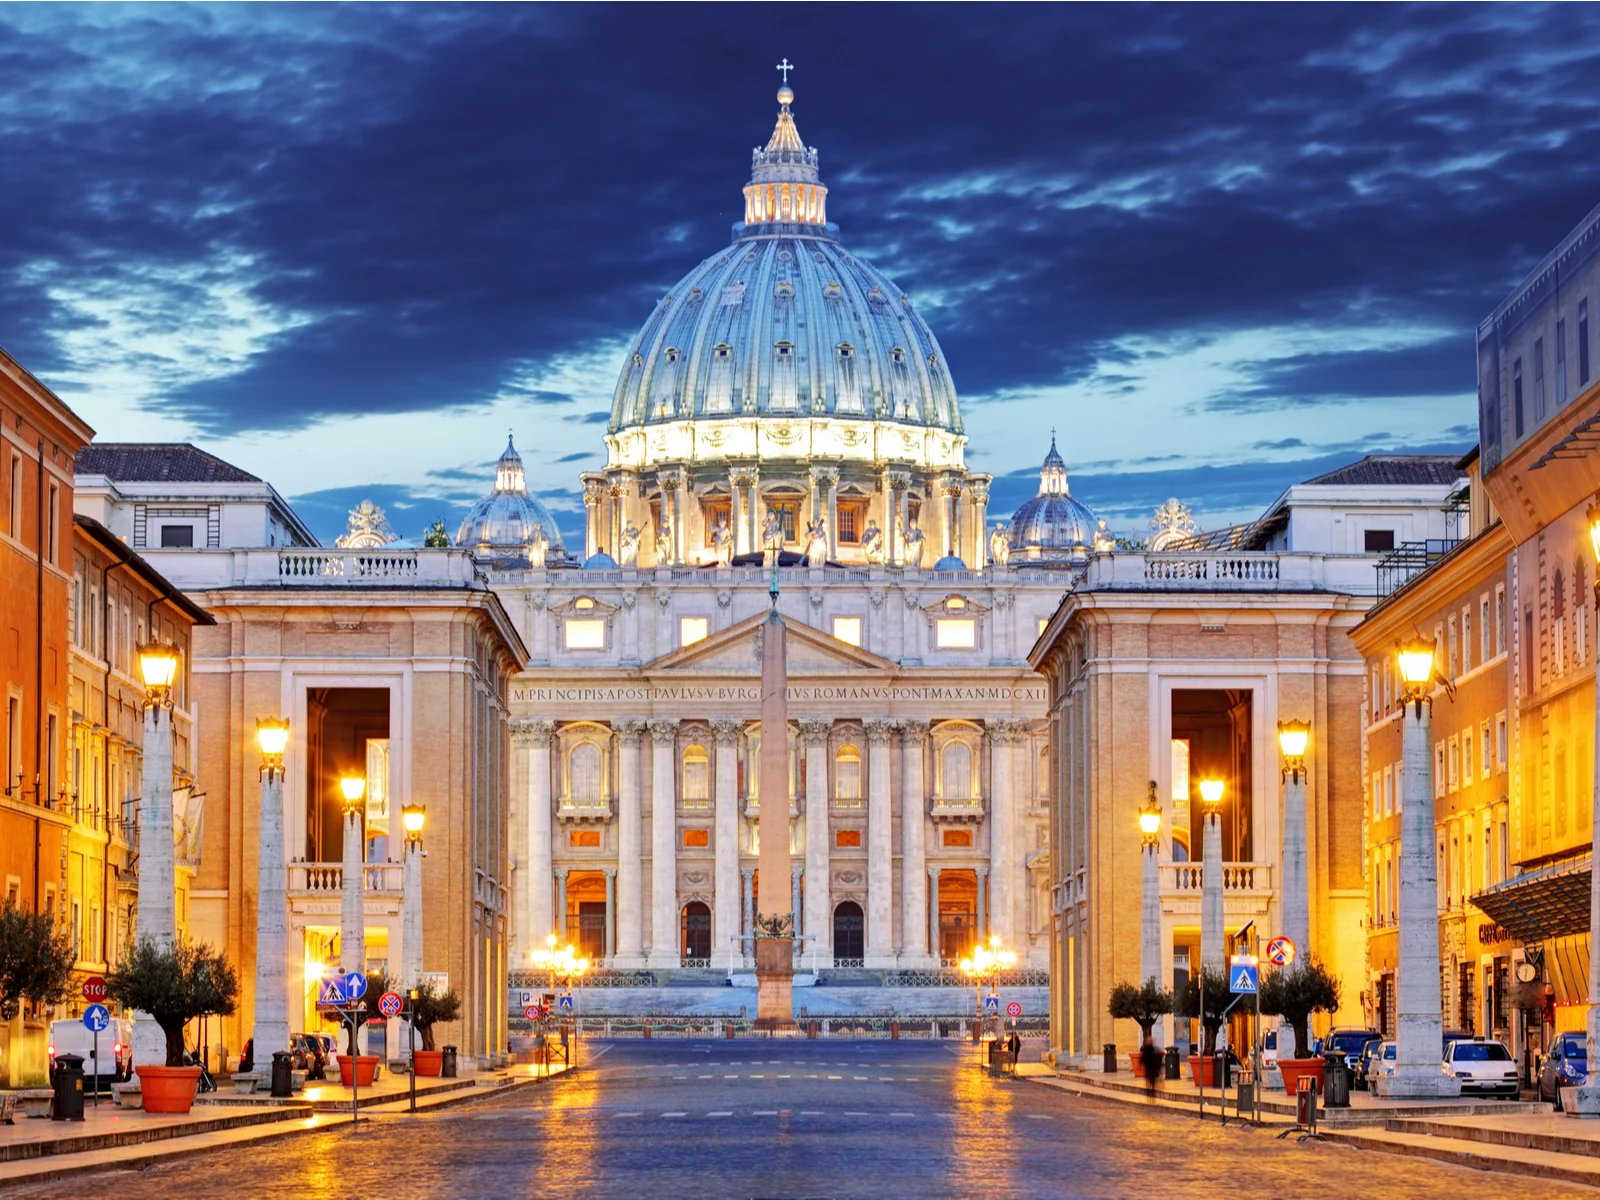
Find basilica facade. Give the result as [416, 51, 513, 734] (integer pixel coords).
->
[463, 85, 1099, 974]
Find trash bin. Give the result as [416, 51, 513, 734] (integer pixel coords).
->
[1163, 1045, 1181, 1080]
[891, 1021, 900, 1041]
[1212, 1051, 1231, 1090]
[52, 1053, 85, 1122]
[270, 1050, 293, 1098]
[441, 1045, 458, 1078]
[807, 1021, 818, 1040]
[1323, 1054, 1350, 1108]
[1103, 1043, 1117, 1073]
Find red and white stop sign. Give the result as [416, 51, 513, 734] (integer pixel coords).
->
[82, 976, 107, 1003]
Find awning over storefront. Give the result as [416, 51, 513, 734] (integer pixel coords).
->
[1472, 856, 1592, 945]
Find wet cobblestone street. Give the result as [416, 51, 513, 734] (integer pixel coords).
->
[23, 1041, 1596, 1199]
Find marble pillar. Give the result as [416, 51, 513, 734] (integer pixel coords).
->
[520, 720, 555, 946]
[1280, 770, 1310, 962]
[755, 608, 793, 1024]
[988, 720, 1018, 943]
[928, 867, 942, 963]
[614, 720, 646, 967]
[865, 720, 894, 966]
[800, 719, 832, 968]
[1377, 697, 1458, 1098]
[977, 867, 988, 939]
[791, 868, 804, 966]
[340, 806, 365, 975]
[900, 721, 930, 963]
[1139, 840, 1160, 988]
[1200, 808, 1224, 974]
[603, 869, 616, 962]
[730, 472, 745, 558]
[741, 867, 755, 962]
[648, 719, 680, 968]
[401, 834, 423, 988]
[556, 870, 568, 944]
[712, 719, 742, 961]
[251, 763, 290, 1066]
[133, 703, 176, 1068]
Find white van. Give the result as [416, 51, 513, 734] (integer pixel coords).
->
[48, 1017, 133, 1080]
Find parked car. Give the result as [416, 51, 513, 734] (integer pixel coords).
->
[48, 1017, 133, 1081]
[1323, 1026, 1381, 1071]
[1355, 1037, 1386, 1090]
[1260, 1029, 1279, 1069]
[1374, 1040, 1397, 1078]
[1441, 1029, 1472, 1059]
[1444, 1038, 1519, 1098]
[1539, 1033, 1587, 1109]
[290, 1032, 336, 1070]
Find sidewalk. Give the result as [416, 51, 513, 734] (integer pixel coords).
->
[1030, 1067, 1600, 1189]
[0, 1061, 575, 1190]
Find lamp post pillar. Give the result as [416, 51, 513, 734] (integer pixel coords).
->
[1200, 808, 1224, 975]
[1280, 770, 1310, 959]
[1377, 694, 1457, 1098]
[341, 806, 365, 976]
[251, 753, 290, 1068]
[402, 835, 423, 989]
[132, 701, 177, 1069]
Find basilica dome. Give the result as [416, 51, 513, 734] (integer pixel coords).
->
[603, 85, 964, 473]
[456, 436, 567, 561]
[1008, 436, 1099, 563]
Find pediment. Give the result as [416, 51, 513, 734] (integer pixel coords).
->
[644, 610, 895, 674]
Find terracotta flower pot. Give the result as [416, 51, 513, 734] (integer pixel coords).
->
[336, 1054, 379, 1087]
[1128, 1052, 1144, 1075]
[1278, 1056, 1326, 1096]
[136, 1065, 202, 1114]
[1186, 1054, 1215, 1087]
[413, 1049, 444, 1077]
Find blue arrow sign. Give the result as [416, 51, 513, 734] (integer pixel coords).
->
[983, 995, 1000, 1015]
[1229, 963, 1259, 995]
[344, 971, 368, 1001]
[82, 1004, 110, 1033]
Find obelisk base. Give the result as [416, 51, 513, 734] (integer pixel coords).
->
[754, 936, 795, 1031]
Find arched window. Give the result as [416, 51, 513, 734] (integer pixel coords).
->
[835, 745, 861, 801]
[833, 901, 864, 964]
[681, 901, 712, 962]
[570, 743, 601, 802]
[683, 744, 709, 805]
[942, 742, 972, 799]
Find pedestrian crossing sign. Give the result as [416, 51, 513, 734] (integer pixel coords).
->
[983, 996, 1000, 1015]
[558, 994, 573, 1012]
[1229, 962, 1258, 995]
[317, 975, 347, 1006]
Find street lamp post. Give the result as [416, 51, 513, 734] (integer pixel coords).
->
[252, 718, 291, 1088]
[1139, 781, 1162, 992]
[528, 937, 588, 1077]
[1575, 501, 1600, 1112]
[1277, 720, 1311, 957]
[1198, 778, 1225, 977]
[400, 804, 425, 991]
[960, 935, 1017, 1055]
[338, 774, 367, 1035]
[1377, 637, 1458, 1098]
[132, 642, 180, 1068]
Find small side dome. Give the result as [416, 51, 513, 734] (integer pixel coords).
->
[454, 434, 569, 563]
[583, 551, 619, 570]
[1008, 432, 1098, 564]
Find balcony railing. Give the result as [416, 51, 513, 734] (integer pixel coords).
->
[1081, 551, 1381, 596]
[1160, 861, 1274, 894]
[929, 794, 985, 823]
[287, 862, 405, 896]
[147, 547, 485, 591]
[556, 796, 614, 824]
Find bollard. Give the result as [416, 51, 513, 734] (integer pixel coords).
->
[808, 1021, 818, 1040]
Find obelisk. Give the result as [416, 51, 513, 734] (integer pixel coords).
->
[755, 552, 794, 1028]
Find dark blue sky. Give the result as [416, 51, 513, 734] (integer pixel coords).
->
[4, 3, 1598, 545]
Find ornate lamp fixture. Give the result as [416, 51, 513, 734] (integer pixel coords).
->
[1587, 495, 1600, 606]
[1396, 637, 1437, 716]
[1277, 719, 1310, 783]
[1198, 777, 1225, 815]
[1139, 781, 1162, 847]
[256, 718, 290, 782]
[339, 774, 367, 817]
[137, 642, 180, 711]
[402, 803, 426, 848]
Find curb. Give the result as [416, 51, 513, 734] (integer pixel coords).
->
[0, 1070, 572, 1190]
[1320, 1125, 1600, 1190]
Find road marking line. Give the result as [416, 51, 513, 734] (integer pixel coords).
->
[879, 1076, 894, 1080]
[672, 1075, 687, 1080]
[891, 1112, 915, 1117]
[725, 1074, 739, 1079]
[844, 1110, 869, 1116]
[853, 1076, 868, 1080]
[827, 1075, 842, 1080]
[753, 1110, 778, 1116]
[778, 1074, 791, 1079]
[661, 1112, 687, 1118]
[799, 1109, 824, 1115]
[751, 1074, 765, 1078]
[698, 1074, 712, 1079]
[708, 1111, 733, 1117]
[1026, 1114, 1053, 1120]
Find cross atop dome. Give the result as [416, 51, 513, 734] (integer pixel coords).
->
[776, 57, 794, 84]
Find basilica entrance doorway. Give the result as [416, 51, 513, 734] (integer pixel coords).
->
[833, 901, 864, 966]
[937, 870, 979, 964]
[681, 901, 712, 964]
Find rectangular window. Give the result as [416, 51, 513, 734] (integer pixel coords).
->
[1481, 595, 1492, 662]
[70, 899, 81, 962]
[564, 619, 606, 650]
[1461, 606, 1471, 673]
[837, 502, 864, 544]
[1384, 766, 1395, 816]
[1524, 609, 1535, 693]
[1372, 771, 1382, 819]
[1498, 817, 1509, 880]
[835, 829, 862, 848]
[1557, 319, 1568, 403]
[1513, 357, 1524, 437]
[45, 712, 58, 803]
[1396, 763, 1403, 813]
[936, 618, 976, 649]
[1581, 298, 1591, 386]
[1495, 585, 1506, 655]
[767, 501, 799, 541]
[682, 829, 710, 848]
[1462, 728, 1474, 786]
[1448, 615, 1458, 678]
[568, 829, 600, 848]
[5, 695, 19, 789]
[1495, 712, 1508, 771]
[6, 453, 19, 540]
[1534, 336, 1546, 420]
[679, 616, 708, 647]
[1387, 857, 1396, 924]
[1480, 719, 1492, 775]
[1364, 529, 1396, 552]
[1435, 742, 1446, 797]
[831, 616, 861, 647]
[941, 829, 972, 848]
[46, 482, 58, 563]
[1447, 735, 1459, 791]
[159, 524, 195, 548]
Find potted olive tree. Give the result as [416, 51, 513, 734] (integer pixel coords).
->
[1174, 964, 1230, 1087]
[107, 939, 238, 1113]
[325, 967, 391, 1087]
[409, 981, 461, 1077]
[1259, 957, 1341, 1095]
[1107, 979, 1173, 1073]
[0, 901, 74, 1086]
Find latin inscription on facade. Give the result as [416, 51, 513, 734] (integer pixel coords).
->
[512, 684, 1046, 705]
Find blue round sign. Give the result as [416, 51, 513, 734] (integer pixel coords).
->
[82, 1004, 110, 1033]
[344, 971, 368, 1001]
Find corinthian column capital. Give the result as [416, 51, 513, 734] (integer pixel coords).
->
[710, 717, 743, 744]
[863, 718, 895, 746]
[510, 718, 556, 748]
[798, 718, 833, 744]
[648, 718, 680, 744]
[613, 718, 647, 745]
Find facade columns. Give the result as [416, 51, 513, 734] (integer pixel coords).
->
[741, 868, 755, 964]
[514, 719, 555, 949]
[603, 869, 616, 963]
[977, 867, 988, 939]
[944, 477, 965, 563]
[582, 477, 603, 561]
[988, 719, 1021, 944]
[899, 721, 930, 963]
[711, 719, 742, 962]
[969, 478, 990, 569]
[647, 719, 680, 967]
[800, 719, 832, 967]
[613, 720, 646, 966]
[865, 719, 895, 966]
[556, 869, 568, 945]
[791, 867, 804, 965]
[729, 470, 746, 557]
[928, 867, 942, 963]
